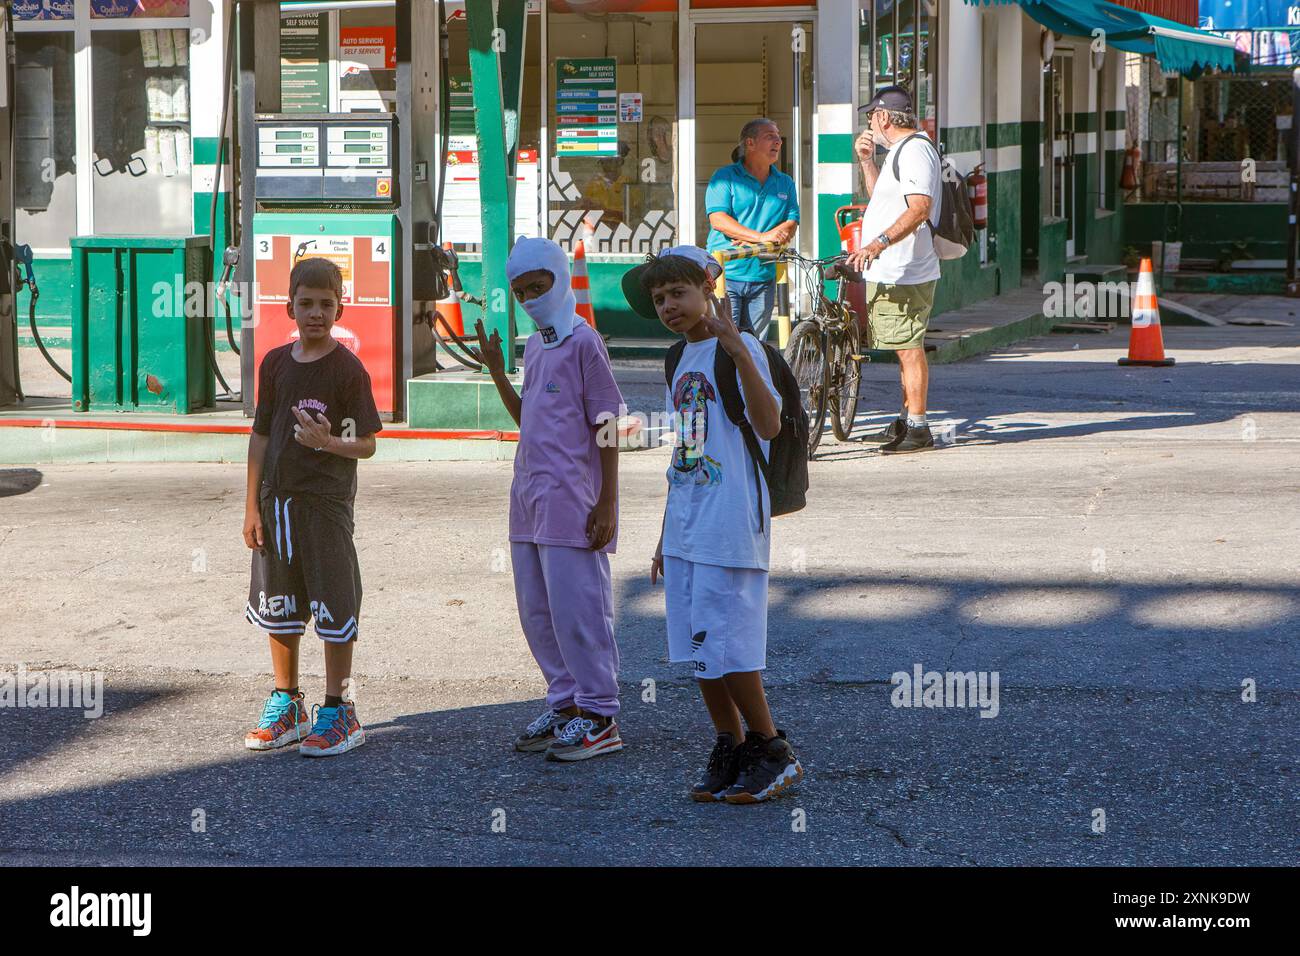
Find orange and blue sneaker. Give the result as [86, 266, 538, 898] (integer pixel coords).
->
[545, 714, 623, 762]
[244, 690, 310, 751]
[299, 701, 366, 758]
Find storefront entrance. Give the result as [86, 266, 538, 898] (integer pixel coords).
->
[685, 11, 815, 258]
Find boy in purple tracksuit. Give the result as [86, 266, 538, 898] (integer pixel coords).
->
[474, 237, 625, 762]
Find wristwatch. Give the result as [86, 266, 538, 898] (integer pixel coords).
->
[876, 233, 892, 248]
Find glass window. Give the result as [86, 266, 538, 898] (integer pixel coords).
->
[15, 33, 78, 250]
[338, 6, 397, 113]
[90, 30, 193, 236]
[441, 5, 543, 249]
[547, 5, 678, 253]
[857, 0, 940, 204]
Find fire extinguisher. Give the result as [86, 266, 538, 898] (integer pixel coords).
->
[835, 205, 870, 253]
[1120, 143, 1141, 191]
[968, 164, 988, 231]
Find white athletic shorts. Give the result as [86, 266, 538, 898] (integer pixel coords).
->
[664, 555, 768, 678]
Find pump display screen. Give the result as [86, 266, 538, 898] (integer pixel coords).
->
[255, 115, 395, 202]
[257, 125, 320, 168]
[325, 125, 390, 168]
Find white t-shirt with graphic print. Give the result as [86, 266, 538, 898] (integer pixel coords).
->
[662, 334, 781, 572]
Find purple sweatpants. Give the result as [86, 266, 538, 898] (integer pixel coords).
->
[511, 541, 620, 717]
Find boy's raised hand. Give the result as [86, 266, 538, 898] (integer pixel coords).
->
[700, 293, 744, 358]
[474, 319, 505, 376]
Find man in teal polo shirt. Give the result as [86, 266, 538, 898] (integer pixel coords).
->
[705, 118, 799, 340]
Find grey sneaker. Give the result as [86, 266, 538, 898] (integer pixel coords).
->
[545, 715, 624, 762]
[722, 730, 804, 804]
[880, 425, 935, 455]
[861, 416, 906, 443]
[514, 708, 572, 753]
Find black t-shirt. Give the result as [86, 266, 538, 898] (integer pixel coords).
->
[253, 343, 383, 521]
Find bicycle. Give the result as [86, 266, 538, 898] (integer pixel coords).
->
[719, 244, 866, 457]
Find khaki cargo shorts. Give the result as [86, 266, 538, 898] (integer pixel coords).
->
[865, 279, 937, 351]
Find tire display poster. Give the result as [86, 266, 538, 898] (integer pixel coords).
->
[555, 58, 618, 157]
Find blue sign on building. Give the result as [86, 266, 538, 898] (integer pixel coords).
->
[1200, 1, 1300, 30]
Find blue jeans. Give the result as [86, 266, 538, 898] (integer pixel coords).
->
[726, 279, 776, 340]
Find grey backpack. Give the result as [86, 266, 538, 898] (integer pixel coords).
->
[892, 132, 975, 260]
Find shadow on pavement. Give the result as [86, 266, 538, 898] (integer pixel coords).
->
[1, 570, 1295, 866]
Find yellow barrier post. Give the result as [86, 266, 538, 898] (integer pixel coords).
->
[775, 260, 790, 349]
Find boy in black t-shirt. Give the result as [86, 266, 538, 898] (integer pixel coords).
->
[242, 257, 382, 758]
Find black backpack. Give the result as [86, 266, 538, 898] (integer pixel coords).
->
[891, 131, 975, 260]
[665, 332, 809, 530]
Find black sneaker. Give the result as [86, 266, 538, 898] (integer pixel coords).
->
[861, 416, 906, 443]
[880, 424, 935, 455]
[690, 733, 741, 802]
[722, 730, 804, 804]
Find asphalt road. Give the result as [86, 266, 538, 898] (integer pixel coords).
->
[1, 321, 1297, 865]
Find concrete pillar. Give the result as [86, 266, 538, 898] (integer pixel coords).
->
[814, 0, 857, 260]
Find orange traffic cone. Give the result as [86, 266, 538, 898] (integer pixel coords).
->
[1119, 258, 1174, 367]
[434, 282, 465, 339]
[572, 237, 596, 329]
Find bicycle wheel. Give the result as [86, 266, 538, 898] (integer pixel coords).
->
[784, 319, 829, 457]
[831, 319, 862, 442]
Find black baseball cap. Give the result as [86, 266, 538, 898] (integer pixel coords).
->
[860, 85, 913, 115]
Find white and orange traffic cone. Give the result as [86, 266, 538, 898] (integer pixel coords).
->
[572, 237, 596, 329]
[1119, 258, 1174, 367]
[434, 282, 465, 339]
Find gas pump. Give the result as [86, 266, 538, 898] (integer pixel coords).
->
[249, 112, 402, 413]
[231, 0, 459, 422]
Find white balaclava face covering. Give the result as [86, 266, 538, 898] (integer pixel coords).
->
[506, 237, 579, 350]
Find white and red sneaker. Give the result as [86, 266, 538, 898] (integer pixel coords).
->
[545, 715, 623, 762]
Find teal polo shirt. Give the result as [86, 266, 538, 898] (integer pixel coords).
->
[705, 162, 799, 283]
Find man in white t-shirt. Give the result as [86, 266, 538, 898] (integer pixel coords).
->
[847, 86, 943, 454]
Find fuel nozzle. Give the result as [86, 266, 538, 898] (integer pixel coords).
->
[217, 246, 240, 298]
[13, 244, 38, 301]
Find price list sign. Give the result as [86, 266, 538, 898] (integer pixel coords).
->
[555, 58, 618, 157]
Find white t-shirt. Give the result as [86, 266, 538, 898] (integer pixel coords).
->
[662, 335, 780, 571]
[859, 132, 943, 285]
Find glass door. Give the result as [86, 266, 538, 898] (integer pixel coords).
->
[1047, 49, 1076, 256]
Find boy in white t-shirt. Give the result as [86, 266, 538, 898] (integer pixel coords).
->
[624, 246, 804, 804]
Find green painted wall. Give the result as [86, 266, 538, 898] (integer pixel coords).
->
[991, 168, 1024, 291]
[1123, 202, 1288, 262]
[1038, 218, 1068, 285]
